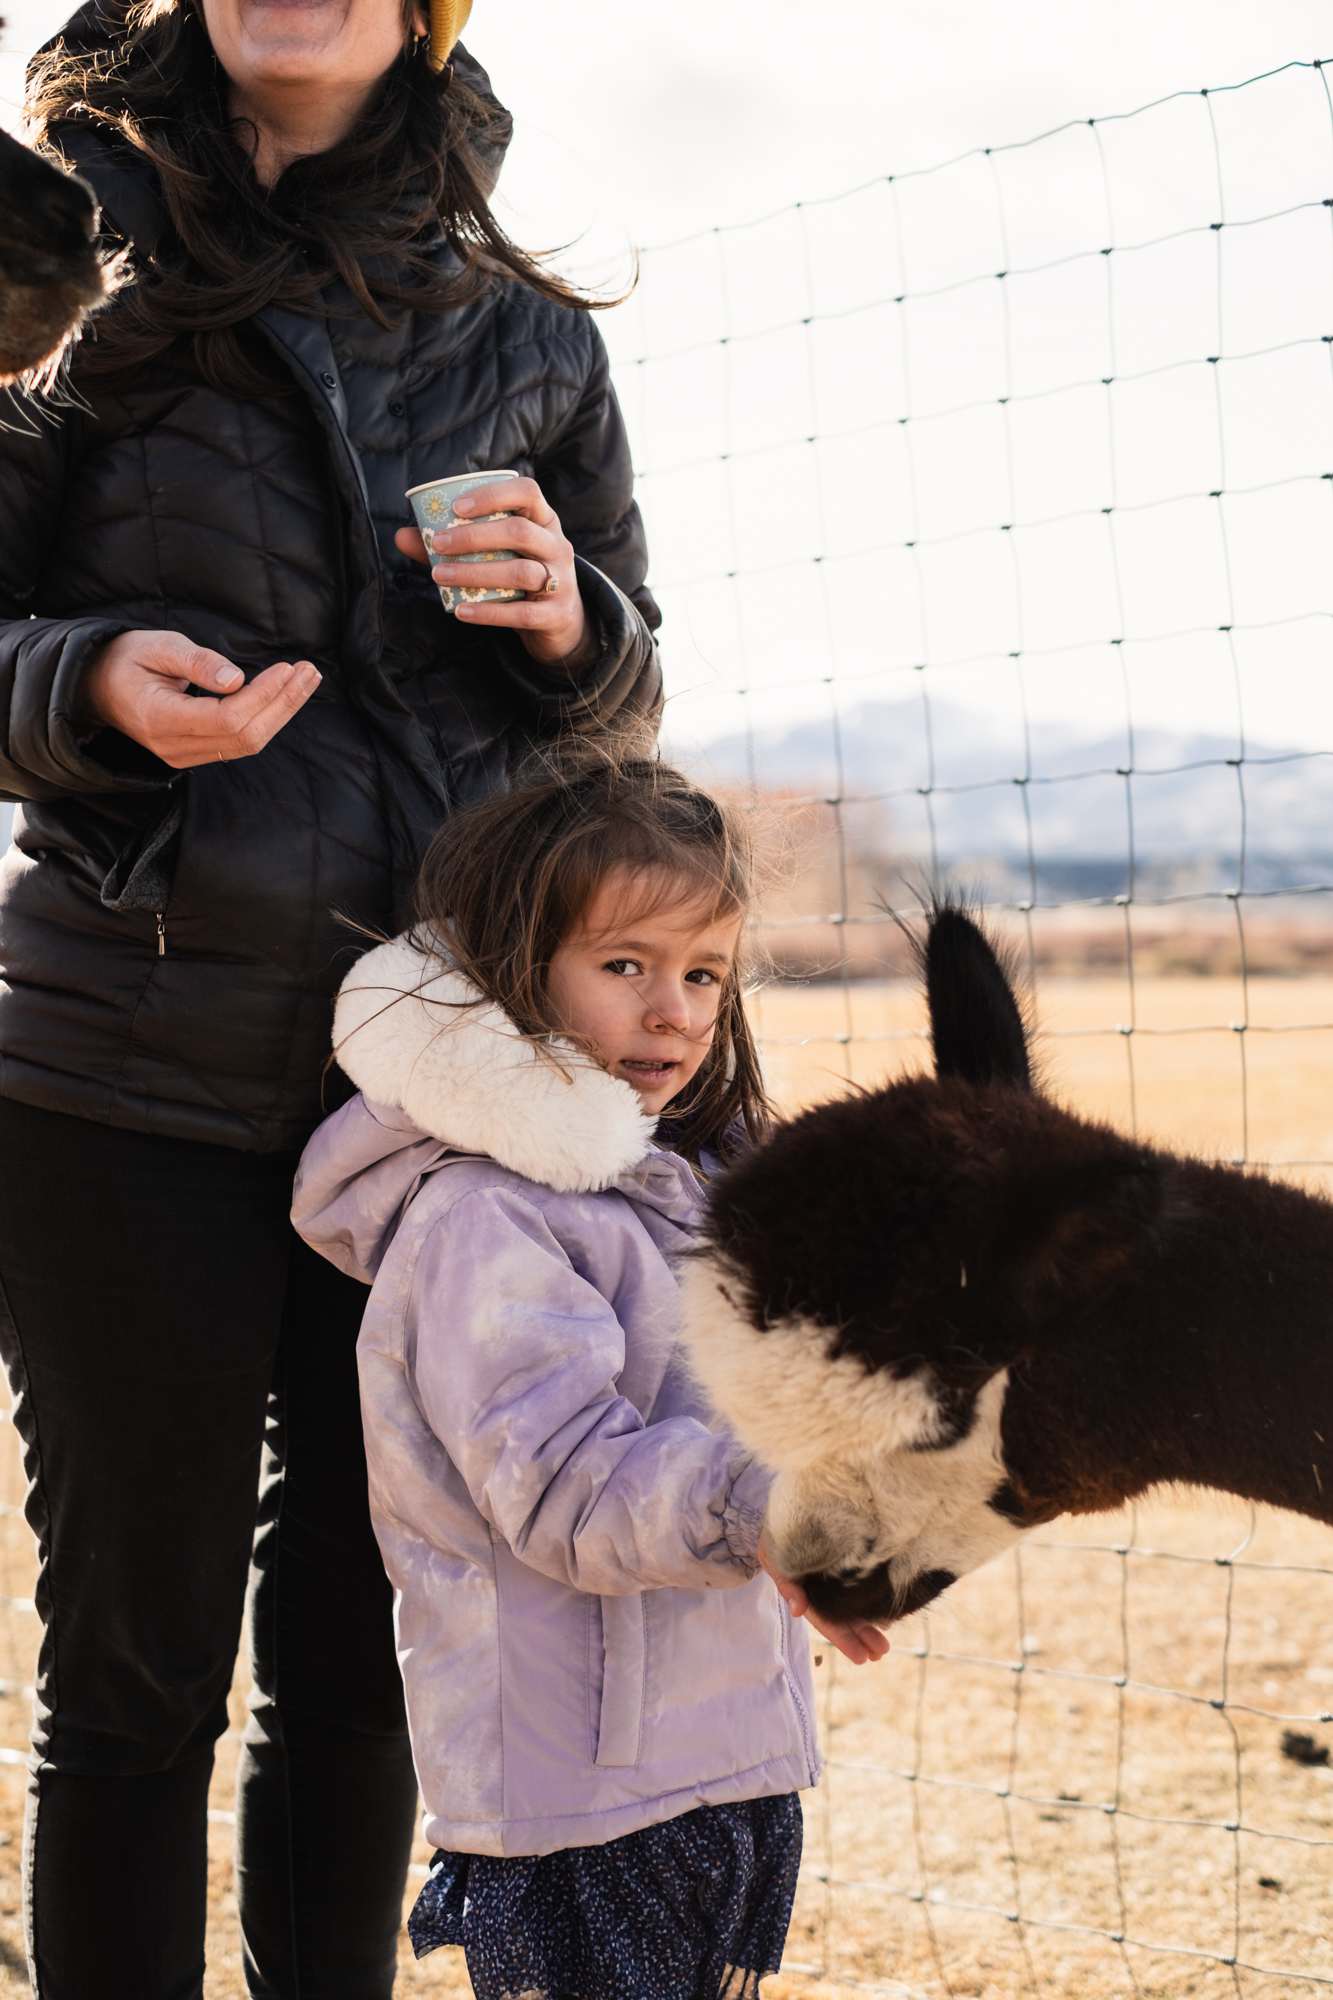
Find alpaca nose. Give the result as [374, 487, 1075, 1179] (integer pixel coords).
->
[803, 1561, 956, 1626]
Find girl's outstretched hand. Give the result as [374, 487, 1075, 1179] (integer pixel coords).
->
[394, 474, 591, 670]
[758, 1541, 890, 1667]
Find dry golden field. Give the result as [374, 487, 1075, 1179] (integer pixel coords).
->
[0, 972, 1328, 1998]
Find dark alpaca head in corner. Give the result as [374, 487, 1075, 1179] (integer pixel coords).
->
[0, 104, 108, 387]
[682, 904, 1333, 1626]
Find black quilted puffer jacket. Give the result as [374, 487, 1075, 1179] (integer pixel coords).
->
[0, 44, 661, 1153]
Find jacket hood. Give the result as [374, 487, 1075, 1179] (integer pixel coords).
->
[292, 933, 660, 1284]
[333, 933, 656, 1194]
[34, 6, 513, 231]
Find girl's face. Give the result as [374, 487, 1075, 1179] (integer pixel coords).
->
[547, 869, 743, 1117]
[200, 0, 420, 99]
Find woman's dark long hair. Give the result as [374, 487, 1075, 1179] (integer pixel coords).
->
[27, 0, 620, 394]
[402, 747, 774, 1169]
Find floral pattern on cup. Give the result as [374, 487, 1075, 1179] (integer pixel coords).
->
[405, 469, 524, 613]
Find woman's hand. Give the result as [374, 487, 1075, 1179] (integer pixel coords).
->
[758, 1540, 891, 1668]
[393, 474, 590, 670]
[82, 631, 321, 770]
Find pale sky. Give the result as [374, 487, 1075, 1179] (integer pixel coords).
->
[3, 0, 1331, 762]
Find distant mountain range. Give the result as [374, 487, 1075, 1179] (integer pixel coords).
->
[4, 697, 1331, 905]
[669, 697, 1333, 902]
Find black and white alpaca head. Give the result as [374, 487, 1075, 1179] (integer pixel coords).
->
[681, 905, 1174, 1626]
[0, 119, 108, 387]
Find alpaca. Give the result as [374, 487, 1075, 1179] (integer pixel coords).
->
[681, 905, 1333, 1626]
[0, 120, 108, 386]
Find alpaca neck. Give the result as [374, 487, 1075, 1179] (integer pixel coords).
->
[1014, 1162, 1333, 1527]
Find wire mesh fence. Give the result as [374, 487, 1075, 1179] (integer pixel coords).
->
[599, 54, 1333, 1999]
[0, 48, 1330, 2000]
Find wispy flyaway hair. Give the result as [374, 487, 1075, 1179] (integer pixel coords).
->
[27, 0, 627, 396]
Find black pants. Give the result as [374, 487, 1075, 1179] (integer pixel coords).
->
[0, 1097, 418, 1998]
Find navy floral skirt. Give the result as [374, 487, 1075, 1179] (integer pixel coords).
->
[408, 1793, 804, 2000]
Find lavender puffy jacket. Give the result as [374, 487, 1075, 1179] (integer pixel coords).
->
[292, 935, 819, 1857]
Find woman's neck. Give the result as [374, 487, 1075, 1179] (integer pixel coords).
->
[228, 79, 371, 186]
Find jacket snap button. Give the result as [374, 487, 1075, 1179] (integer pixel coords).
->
[320, 370, 337, 390]
[388, 399, 406, 418]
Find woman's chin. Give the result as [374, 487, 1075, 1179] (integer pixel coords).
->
[230, 3, 371, 75]
[234, 36, 349, 78]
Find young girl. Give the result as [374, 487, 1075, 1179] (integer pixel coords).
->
[292, 752, 887, 2000]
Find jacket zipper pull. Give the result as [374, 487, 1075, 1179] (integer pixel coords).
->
[155, 913, 166, 957]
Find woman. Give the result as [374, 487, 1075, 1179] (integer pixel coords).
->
[0, 0, 660, 1991]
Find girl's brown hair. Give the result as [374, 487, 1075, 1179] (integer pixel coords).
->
[410, 749, 772, 1166]
[27, 0, 622, 396]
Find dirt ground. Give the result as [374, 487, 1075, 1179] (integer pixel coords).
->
[0, 972, 1328, 1998]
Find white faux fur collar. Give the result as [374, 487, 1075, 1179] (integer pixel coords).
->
[333, 934, 657, 1194]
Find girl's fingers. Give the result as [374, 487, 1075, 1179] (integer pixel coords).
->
[855, 1621, 891, 1661]
[759, 1541, 889, 1666]
[802, 1608, 891, 1666]
[812, 1620, 870, 1666]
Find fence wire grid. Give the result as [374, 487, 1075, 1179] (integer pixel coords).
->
[606, 53, 1333, 2000]
[0, 48, 1329, 2000]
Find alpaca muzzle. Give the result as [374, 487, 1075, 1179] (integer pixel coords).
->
[801, 1560, 957, 1627]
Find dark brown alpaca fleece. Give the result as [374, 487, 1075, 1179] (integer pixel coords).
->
[0, 121, 107, 385]
[681, 903, 1333, 1626]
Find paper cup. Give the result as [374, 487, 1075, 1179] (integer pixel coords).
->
[405, 469, 524, 612]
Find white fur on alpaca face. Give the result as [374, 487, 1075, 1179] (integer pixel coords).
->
[679, 1255, 1024, 1604]
[766, 1373, 1022, 1601]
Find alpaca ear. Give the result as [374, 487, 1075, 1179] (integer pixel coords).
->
[925, 905, 1032, 1091]
[1005, 1157, 1164, 1319]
